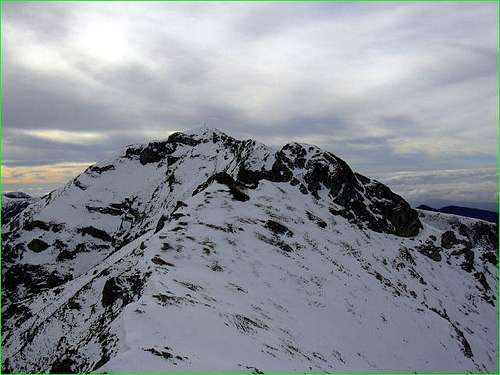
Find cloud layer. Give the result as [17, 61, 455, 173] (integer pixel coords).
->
[375, 168, 498, 207]
[2, 3, 498, 203]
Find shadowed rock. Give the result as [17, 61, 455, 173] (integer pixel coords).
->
[441, 231, 459, 249]
[78, 226, 112, 242]
[265, 220, 293, 237]
[27, 239, 49, 253]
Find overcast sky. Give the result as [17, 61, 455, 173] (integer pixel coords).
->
[2, 2, 498, 207]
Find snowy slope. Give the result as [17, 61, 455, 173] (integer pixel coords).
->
[2, 127, 498, 373]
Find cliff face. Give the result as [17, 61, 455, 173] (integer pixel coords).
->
[2, 128, 497, 373]
[2, 192, 34, 225]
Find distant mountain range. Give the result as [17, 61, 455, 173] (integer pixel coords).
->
[417, 205, 498, 224]
[417, 200, 498, 213]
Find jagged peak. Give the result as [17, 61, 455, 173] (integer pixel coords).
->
[183, 125, 224, 135]
[280, 142, 330, 160]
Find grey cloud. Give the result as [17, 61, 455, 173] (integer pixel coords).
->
[375, 168, 498, 206]
[2, 2, 498, 204]
[2, 2, 72, 43]
[4, 64, 126, 131]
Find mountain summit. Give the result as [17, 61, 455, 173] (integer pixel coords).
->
[2, 128, 497, 372]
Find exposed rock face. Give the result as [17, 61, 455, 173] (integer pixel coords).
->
[442, 230, 459, 249]
[78, 226, 113, 242]
[101, 274, 146, 308]
[237, 141, 421, 237]
[2, 192, 34, 224]
[416, 241, 443, 261]
[1, 128, 497, 373]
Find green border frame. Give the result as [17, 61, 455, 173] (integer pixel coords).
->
[0, 0, 498, 374]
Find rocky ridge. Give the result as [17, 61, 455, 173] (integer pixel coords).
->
[1, 127, 497, 372]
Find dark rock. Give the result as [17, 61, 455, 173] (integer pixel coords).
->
[172, 200, 188, 212]
[441, 231, 459, 249]
[306, 211, 327, 228]
[471, 222, 498, 250]
[210, 262, 223, 272]
[456, 223, 469, 237]
[151, 256, 175, 267]
[399, 247, 416, 266]
[168, 132, 202, 147]
[264, 220, 293, 237]
[86, 205, 123, 216]
[144, 348, 174, 360]
[214, 173, 249, 201]
[166, 173, 178, 188]
[46, 273, 72, 289]
[3, 264, 71, 299]
[2, 302, 33, 329]
[2, 242, 25, 263]
[162, 242, 173, 250]
[101, 273, 147, 309]
[454, 327, 473, 358]
[171, 213, 185, 220]
[51, 223, 64, 232]
[380, 199, 422, 238]
[89, 164, 115, 174]
[236, 140, 421, 238]
[481, 251, 498, 266]
[167, 156, 180, 166]
[56, 250, 77, 261]
[78, 226, 112, 242]
[293, 144, 421, 237]
[50, 354, 78, 373]
[74, 179, 87, 190]
[23, 220, 64, 233]
[155, 215, 168, 233]
[76, 243, 86, 252]
[451, 247, 475, 273]
[1, 192, 32, 224]
[139, 142, 175, 165]
[230, 314, 269, 335]
[236, 145, 293, 188]
[102, 278, 122, 308]
[27, 239, 49, 253]
[416, 243, 442, 261]
[193, 172, 249, 202]
[474, 272, 490, 291]
[67, 299, 82, 310]
[256, 233, 294, 253]
[23, 220, 51, 231]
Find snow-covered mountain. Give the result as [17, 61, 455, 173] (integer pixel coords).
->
[2, 192, 35, 225]
[2, 127, 498, 373]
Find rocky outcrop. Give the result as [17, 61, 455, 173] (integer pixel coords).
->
[2, 192, 33, 224]
[77, 226, 113, 242]
[441, 231, 459, 249]
[27, 239, 50, 252]
[235, 141, 421, 237]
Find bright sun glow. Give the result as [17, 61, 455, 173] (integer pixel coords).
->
[18, 45, 74, 75]
[72, 19, 129, 65]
